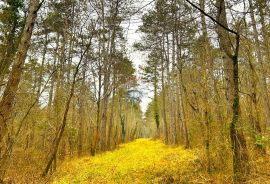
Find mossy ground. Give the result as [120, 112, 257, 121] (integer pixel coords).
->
[52, 139, 197, 184]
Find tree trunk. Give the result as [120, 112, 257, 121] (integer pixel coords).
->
[78, 85, 86, 157]
[161, 38, 169, 145]
[0, 0, 42, 181]
[179, 70, 189, 149]
[107, 72, 116, 150]
[153, 66, 160, 138]
[215, 0, 249, 179]
[199, 0, 211, 173]
[244, 31, 264, 152]
[42, 36, 92, 176]
[249, 0, 270, 131]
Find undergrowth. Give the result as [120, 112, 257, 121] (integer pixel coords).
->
[51, 139, 197, 184]
[50, 139, 270, 184]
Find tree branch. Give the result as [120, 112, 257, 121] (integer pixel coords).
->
[185, 0, 238, 36]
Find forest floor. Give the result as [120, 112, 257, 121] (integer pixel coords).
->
[7, 138, 270, 183]
[50, 139, 199, 184]
[49, 139, 270, 184]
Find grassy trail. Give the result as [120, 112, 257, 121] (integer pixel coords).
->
[52, 139, 197, 184]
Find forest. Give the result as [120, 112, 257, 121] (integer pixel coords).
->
[0, 0, 270, 183]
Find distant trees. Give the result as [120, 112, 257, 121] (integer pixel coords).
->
[140, 52, 161, 138]
[138, 0, 196, 147]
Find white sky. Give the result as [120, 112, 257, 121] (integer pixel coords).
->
[122, 0, 155, 113]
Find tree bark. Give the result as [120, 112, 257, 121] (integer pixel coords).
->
[199, 0, 211, 172]
[249, 0, 270, 130]
[0, 0, 42, 181]
[215, 0, 249, 179]
[161, 37, 169, 145]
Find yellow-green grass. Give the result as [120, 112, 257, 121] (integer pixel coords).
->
[52, 139, 197, 184]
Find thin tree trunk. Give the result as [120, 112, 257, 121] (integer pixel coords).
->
[179, 70, 189, 149]
[153, 64, 160, 138]
[249, 0, 270, 130]
[161, 37, 169, 145]
[42, 38, 92, 177]
[78, 84, 86, 157]
[199, 0, 211, 173]
[42, 62, 78, 177]
[107, 72, 116, 150]
[244, 38, 264, 152]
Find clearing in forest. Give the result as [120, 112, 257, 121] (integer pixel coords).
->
[52, 139, 197, 184]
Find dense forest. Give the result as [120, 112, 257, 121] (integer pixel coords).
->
[0, 0, 270, 183]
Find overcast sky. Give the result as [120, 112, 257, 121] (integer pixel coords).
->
[122, 0, 155, 113]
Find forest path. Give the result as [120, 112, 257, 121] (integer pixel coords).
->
[51, 139, 197, 184]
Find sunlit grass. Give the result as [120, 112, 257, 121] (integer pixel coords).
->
[52, 139, 197, 184]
